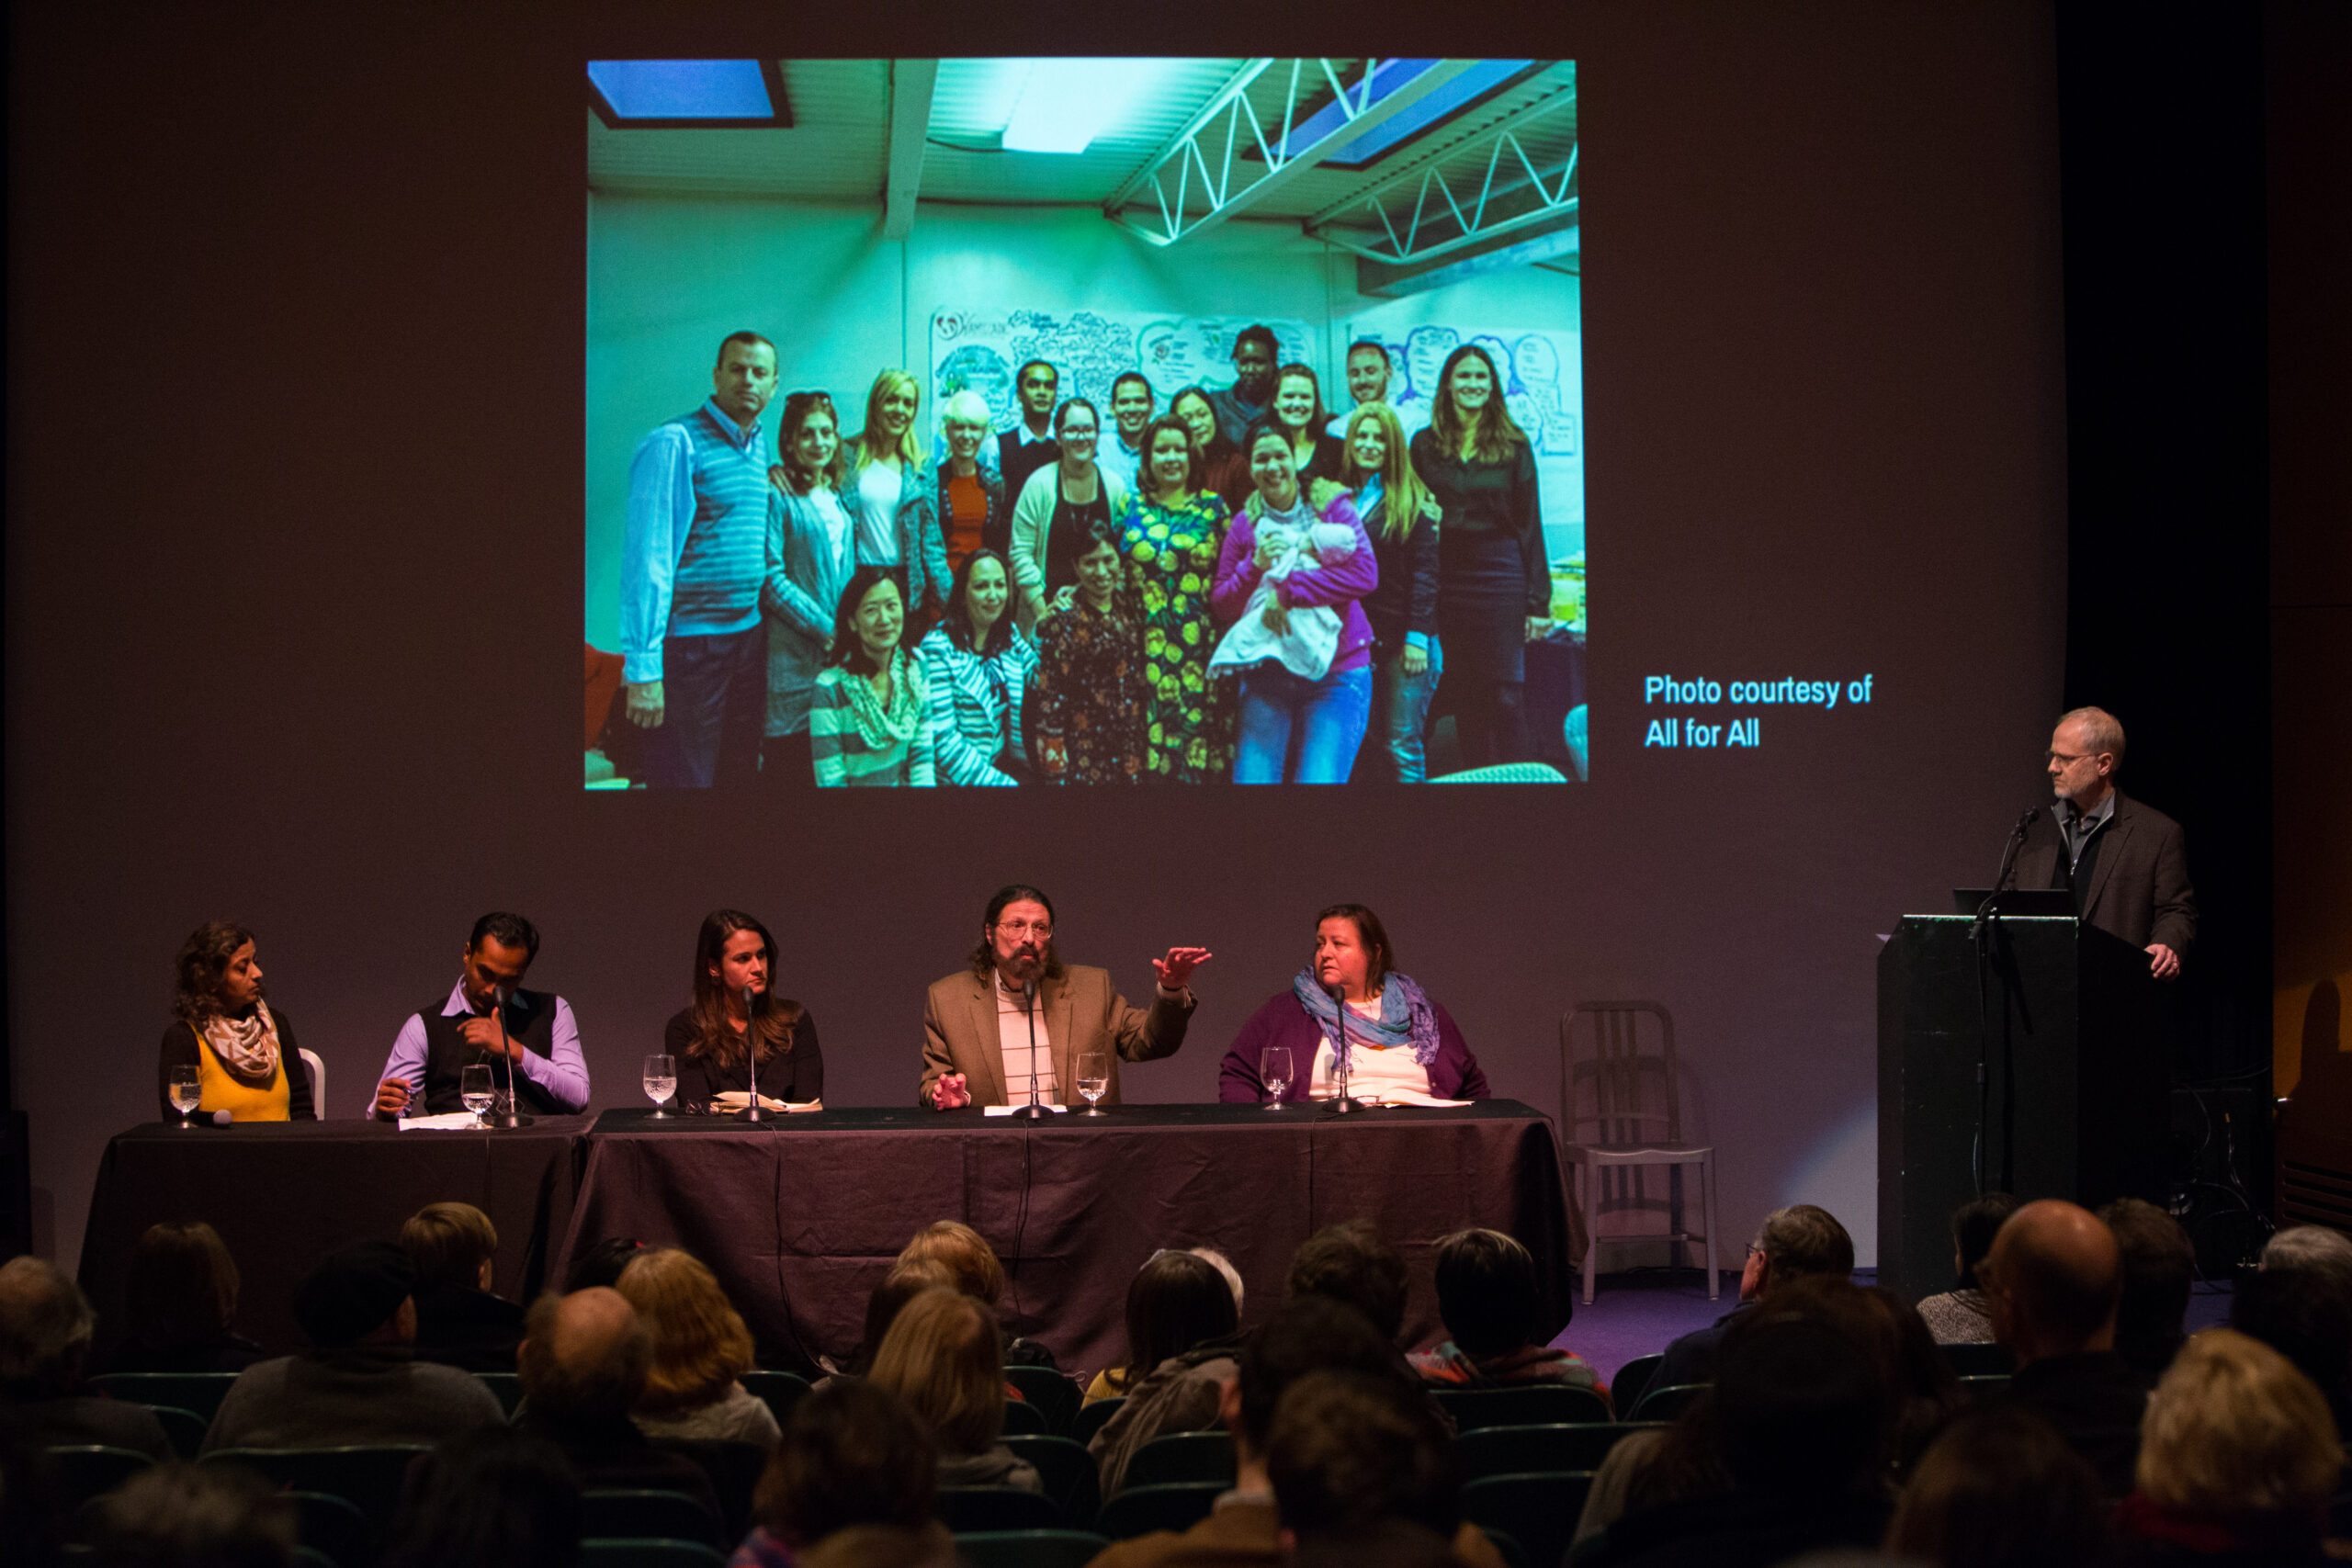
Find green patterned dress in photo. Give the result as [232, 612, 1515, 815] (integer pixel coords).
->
[1121, 491, 1235, 783]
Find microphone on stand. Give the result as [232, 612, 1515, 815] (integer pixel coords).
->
[738, 985, 765, 1122]
[488, 982, 532, 1129]
[1014, 971, 1046, 1120]
[1973, 807, 2041, 934]
[1323, 977, 1364, 1116]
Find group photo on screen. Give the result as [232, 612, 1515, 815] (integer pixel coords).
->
[584, 58, 1585, 789]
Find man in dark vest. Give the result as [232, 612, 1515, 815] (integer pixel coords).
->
[369, 912, 590, 1119]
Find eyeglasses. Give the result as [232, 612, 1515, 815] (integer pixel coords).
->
[994, 919, 1053, 940]
[2044, 750, 2092, 765]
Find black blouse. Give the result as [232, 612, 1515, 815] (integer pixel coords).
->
[662, 1008, 824, 1109]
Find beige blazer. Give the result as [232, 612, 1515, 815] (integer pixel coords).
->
[920, 963, 1191, 1108]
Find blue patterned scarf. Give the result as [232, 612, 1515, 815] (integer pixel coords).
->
[1292, 968, 1442, 1075]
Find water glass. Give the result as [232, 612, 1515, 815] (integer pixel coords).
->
[459, 1064, 494, 1127]
[643, 1054, 677, 1118]
[1077, 1052, 1109, 1115]
[1260, 1045, 1293, 1109]
[169, 1065, 202, 1128]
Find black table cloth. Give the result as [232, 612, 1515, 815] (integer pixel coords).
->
[554, 1100, 1584, 1377]
[79, 1117, 586, 1358]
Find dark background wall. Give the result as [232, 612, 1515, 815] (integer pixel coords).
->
[6, 0, 2304, 1278]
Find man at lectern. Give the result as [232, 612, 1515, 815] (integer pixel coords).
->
[920, 884, 1209, 1110]
[2004, 706, 2197, 980]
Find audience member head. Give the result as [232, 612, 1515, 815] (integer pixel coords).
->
[1950, 1191, 2020, 1291]
[1771, 1277, 1961, 1477]
[753, 1378, 936, 1549]
[289, 1240, 415, 1351]
[2229, 1263, 2352, 1432]
[898, 1221, 1005, 1307]
[562, 1237, 643, 1293]
[1980, 1200, 2120, 1364]
[1267, 1370, 1457, 1547]
[2261, 1224, 2352, 1282]
[1432, 1228, 1553, 1358]
[1190, 1247, 1245, 1317]
[1883, 1404, 2105, 1568]
[401, 1201, 499, 1293]
[124, 1221, 241, 1351]
[1288, 1219, 1408, 1343]
[2098, 1198, 2194, 1380]
[1233, 1295, 1405, 1464]
[88, 1461, 296, 1568]
[797, 1525, 957, 1568]
[379, 1425, 582, 1568]
[868, 1288, 1004, 1458]
[515, 1287, 650, 1420]
[1745, 1203, 1856, 1301]
[2134, 1328, 2341, 1540]
[1122, 1250, 1239, 1386]
[173, 920, 263, 1025]
[0, 1257, 97, 1396]
[854, 1258, 956, 1375]
[613, 1247, 755, 1412]
[1713, 1309, 1883, 1497]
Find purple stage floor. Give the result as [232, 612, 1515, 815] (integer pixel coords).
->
[1546, 1269, 2236, 1388]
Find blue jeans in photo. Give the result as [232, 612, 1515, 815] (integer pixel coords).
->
[1370, 641, 1443, 783]
[641, 626, 765, 789]
[1234, 664, 1374, 784]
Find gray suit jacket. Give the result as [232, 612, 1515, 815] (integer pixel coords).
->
[921, 963, 1192, 1108]
[2006, 790, 2197, 958]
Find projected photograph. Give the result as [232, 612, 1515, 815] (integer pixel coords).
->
[585, 58, 1584, 790]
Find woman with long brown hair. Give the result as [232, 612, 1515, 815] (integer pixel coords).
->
[1409, 344, 1548, 768]
[663, 909, 820, 1111]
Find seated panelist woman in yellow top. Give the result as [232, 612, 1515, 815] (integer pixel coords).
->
[157, 922, 317, 1122]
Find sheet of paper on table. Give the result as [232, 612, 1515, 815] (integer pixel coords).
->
[1346, 1089, 1476, 1109]
[397, 1111, 487, 1131]
[984, 1103, 1069, 1116]
[710, 1092, 821, 1113]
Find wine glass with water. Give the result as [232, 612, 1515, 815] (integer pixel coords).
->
[1077, 1052, 1109, 1115]
[1260, 1045, 1292, 1109]
[643, 1054, 677, 1118]
[168, 1065, 201, 1129]
[460, 1064, 494, 1128]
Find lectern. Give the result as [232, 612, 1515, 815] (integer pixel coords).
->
[1877, 915, 2166, 1300]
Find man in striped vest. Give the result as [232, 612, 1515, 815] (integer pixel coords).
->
[619, 331, 779, 788]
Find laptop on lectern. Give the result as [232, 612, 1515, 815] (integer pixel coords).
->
[1951, 888, 2077, 917]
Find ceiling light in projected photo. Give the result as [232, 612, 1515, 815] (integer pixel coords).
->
[587, 59, 790, 128]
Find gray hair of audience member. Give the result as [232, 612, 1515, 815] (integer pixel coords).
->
[2057, 705, 2126, 764]
[90, 1461, 297, 1568]
[1755, 1204, 1856, 1286]
[2136, 1327, 2342, 1524]
[2098, 1197, 2195, 1378]
[516, 1288, 650, 1419]
[1432, 1228, 1552, 1357]
[0, 1256, 97, 1393]
[1236, 1295, 1408, 1455]
[2262, 1224, 2352, 1280]
[754, 1378, 938, 1548]
[1266, 1370, 1459, 1543]
[379, 1426, 582, 1568]
[1715, 1311, 1883, 1495]
[1883, 1404, 2105, 1568]
[1189, 1247, 1245, 1316]
[1287, 1219, 1408, 1342]
[1950, 1191, 2021, 1290]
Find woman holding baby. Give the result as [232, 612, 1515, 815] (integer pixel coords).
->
[1211, 423, 1380, 784]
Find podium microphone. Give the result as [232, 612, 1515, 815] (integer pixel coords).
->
[1014, 972, 1046, 1120]
[487, 982, 532, 1129]
[1323, 977, 1365, 1116]
[738, 985, 765, 1122]
[1973, 807, 2041, 932]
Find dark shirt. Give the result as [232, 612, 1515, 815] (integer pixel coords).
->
[100, 1333, 266, 1376]
[201, 1348, 505, 1453]
[412, 1281, 526, 1374]
[0, 1392, 173, 1461]
[1588, 1486, 1892, 1568]
[2004, 1349, 2149, 1497]
[515, 1408, 722, 1525]
[663, 1009, 824, 1109]
[997, 427, 1057, 504]
[1653, 1301, 1752, 1393]
[1409, 428, 1549, 614]
[1357, 488, 1441, 659]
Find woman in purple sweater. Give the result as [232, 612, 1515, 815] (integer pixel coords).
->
[1218, 904, 1489, 1106]
[1212, 425, 1379, 784]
